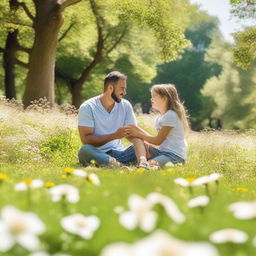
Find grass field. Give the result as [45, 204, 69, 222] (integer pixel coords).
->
[1, 99, 256, 256]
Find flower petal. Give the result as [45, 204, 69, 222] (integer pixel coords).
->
[140, 211, 157, 232]
[119, 211, 138, 230]
[17, 233, 41, 251]
[0, 222, 14, 252]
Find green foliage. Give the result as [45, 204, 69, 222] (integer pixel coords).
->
[233, 27, 256, 69]
[230, 0, 256, 69]
[40, 130, 81, 167]
[115, 0, 191, 62]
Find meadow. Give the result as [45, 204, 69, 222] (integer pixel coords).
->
[0, 98, 256, 256]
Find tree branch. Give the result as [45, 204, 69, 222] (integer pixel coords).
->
[61, 0, 81, 9]
[75, 0, 104, 85]
[15, 58, 29, 69]
[105, 29, 127, 55]
[58, 22, 76, 42]
[17, 45, 31, 54]
[18, 2, 35, 21]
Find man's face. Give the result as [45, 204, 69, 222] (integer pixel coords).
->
[111, 79, 127, 103]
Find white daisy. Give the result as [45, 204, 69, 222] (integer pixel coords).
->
[14, 179, 43, 191]
[229, 201, 256, 219]
[86, 173, 100, 186]
[174, 178, 195, 187]
[61, 213, 100, 239]
[101, 230, 219, 256]
[0, 205, 45, 252]
[49, 184, 79, 203]
[119, 194, 157, 232]
[209, 229, 248, 244]
[188, 195, 210, 208]
[191, 175, 212, 186]
[208, 173, 222, 182]
[146, 192, 186, 223]
[73, 169, 87, 178]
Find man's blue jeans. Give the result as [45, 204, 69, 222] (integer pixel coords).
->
[78, 144, 137, 167]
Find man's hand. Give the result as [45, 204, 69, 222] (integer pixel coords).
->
[115, 127, 129, 139]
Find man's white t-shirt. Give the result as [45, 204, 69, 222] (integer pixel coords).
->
[78, 96, 136, 152]
[155, 110, 188, 160]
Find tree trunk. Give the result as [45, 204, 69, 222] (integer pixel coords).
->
[3, 30, 18, 99]
[23, 3, 63, 108]
[71, 81, 83, 108]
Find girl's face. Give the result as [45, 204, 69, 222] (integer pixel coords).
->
[151, 90, 167, 112]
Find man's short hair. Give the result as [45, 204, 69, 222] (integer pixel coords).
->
[104, 71, 127, 91]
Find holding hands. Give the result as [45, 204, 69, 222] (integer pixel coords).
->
[125, 125, 145, 138]
[115, 125, 146, 139]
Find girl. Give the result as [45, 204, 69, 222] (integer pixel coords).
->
[126, 84, 189, 168]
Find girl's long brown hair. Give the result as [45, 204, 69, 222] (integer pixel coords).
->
[151, 84, 190, 134]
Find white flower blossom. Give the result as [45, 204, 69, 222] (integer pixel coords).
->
[14, 179, 43, 191]
[0, 205, 45, 252]
[174, 178, 194, 187]
[101, 230, 219, 256]
[147, 192, 186, 223]
[49, 184, 79, 203]
[73, 169, 87, 178]
[229, 201, 256, 219]
[175, 173, 222, 188]
[208, 173, 222, 182]
[119, 194, 157, 232]
[61, 213, 100, 239]
[191, 175, 212, 186]
[86, 173, 101, 186]
[188, 196, 210, 208]
[209, 229, 248, 244]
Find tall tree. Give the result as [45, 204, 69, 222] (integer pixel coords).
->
[22, 0, 81, 107]
[0, 0, 30, 99]
[55, 0, 191, 108]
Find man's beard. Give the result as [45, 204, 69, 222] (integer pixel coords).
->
[111, 90, 122, 103]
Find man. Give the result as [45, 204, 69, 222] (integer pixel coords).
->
[78, 71, 147, 167]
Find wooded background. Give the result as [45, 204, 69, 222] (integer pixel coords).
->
[0, 0, 255, 130]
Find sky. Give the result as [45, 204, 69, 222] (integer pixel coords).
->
[189, 0, 254, 43]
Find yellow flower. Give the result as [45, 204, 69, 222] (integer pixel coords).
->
[24, 178, 33, 185]
[0, 173, 9, 181]
[233, 187, 249, 192]
[45, 182, 55, 189]
[185, 177, 196, 183]
[61, 174, 67, 179]
[64, 168, 74, 175]
[136, 168, 145, 174]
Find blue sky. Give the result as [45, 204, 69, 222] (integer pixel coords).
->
[190, 0, 254, 43]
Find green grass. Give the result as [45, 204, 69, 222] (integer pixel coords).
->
[1, 100, 256, 256]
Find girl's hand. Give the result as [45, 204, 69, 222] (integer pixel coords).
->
[125, 125, 144, 138]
